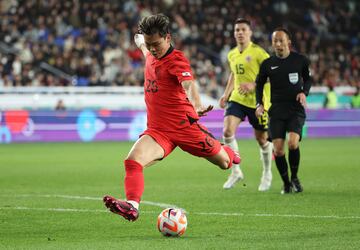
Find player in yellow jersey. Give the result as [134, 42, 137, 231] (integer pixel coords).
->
[219, 18, 273, 191]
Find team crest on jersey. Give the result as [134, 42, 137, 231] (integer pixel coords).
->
[288, 73, 299, 84]
[246, 56, 252, 62]
[182, 72, 191, 77]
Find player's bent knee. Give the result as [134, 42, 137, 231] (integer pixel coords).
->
[288, 144, 298, 150]
[223, 129, 234, 138]
[273, 149, 285, 156]
[257, 137, 268, 146]
[213, 160, 229, 170]
[288, 141, 299, 150]
[223, 123, 237, 137]
[125, 155, 146, 167]
[206, 154, 229, 170]
[219, 160, 230, 170]
[216, 154, 231, 170]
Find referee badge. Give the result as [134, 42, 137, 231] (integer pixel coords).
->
[288, 73, 299, 84]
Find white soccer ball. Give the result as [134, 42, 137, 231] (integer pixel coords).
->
[157, 208, 187, 237]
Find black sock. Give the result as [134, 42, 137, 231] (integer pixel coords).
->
[275, 155, 290, 185]
[289, 148, 300, 180]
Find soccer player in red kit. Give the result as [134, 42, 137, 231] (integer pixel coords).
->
[103, 14, 240, 221]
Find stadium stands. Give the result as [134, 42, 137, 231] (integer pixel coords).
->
[0, 0, 359, 99]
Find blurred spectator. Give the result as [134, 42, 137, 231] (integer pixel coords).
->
[55, 99, 66, 111]
[324, 86, 338, 109]
[351, 86, 360, 108]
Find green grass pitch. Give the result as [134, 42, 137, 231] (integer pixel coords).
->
[1, 138, 360, 249]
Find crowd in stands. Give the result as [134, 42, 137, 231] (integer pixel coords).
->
[0, 0, 359, 98]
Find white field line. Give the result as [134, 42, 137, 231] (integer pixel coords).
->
[1, 206, 360, 220]
[0, 206, 156, 214]
[1, 194, 359, 220]
[0, 194, 183, 210]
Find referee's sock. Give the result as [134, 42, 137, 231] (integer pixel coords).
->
[288, 147, 300, 180]
[274, 155, 291, 185]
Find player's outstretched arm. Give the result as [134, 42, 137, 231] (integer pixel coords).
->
[197, 105, 214, 116]
[134, 34, 148, 58]
[219, 72, 234, 109]
[182, 80, 213, 116]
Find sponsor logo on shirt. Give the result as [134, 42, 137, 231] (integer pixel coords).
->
[271, 66, 279, 70]
[182, 72, 192, 77]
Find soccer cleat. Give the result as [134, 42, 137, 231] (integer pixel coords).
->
[223, 170, 244, 189]
[280, 183, 293, 194]
[291, 178, 303, 193]
[103, 195, 139, 221]
[258, 171, 272, 191]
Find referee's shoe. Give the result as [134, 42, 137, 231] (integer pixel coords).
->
[281, 183, 293, 194]
[291, 178, 303, 193]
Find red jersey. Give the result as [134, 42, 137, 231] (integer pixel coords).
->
[144, 47, 199, 131]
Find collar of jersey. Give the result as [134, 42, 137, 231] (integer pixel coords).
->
[238, 42, 252, 54]
[156, 45, 174, 60]
[275, 51, 293, 60]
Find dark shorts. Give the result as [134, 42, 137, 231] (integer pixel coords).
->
[225, 101, 268, 131]
[140, 122, 222, 158]
[268, 103, 306, 140]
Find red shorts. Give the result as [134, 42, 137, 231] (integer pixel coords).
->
[140, 122, 221, 158]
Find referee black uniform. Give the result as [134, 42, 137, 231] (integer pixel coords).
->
[256, 51, 312, 138]
[255, 50, 313, 193]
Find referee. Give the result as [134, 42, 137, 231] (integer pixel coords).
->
[255, 27, 313, 194]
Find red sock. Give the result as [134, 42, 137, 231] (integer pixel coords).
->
[223, 145, 234, 169]
[124, 159, 144, 203]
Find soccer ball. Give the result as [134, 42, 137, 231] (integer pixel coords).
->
[157, 208, 187, 237]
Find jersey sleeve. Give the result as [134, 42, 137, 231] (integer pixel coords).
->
[258, 49, 271, 109]
[167, 53, 194, 84]
[257, 47, 270, 65]
[301, 56, 313, 96]
[227, 51, 232, 64]
[255, 60, 268, 105]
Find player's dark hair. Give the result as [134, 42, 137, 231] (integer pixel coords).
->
[138, 13, 170, 37]
[235, 18, 251, 27]
[273, 27, 292, 40]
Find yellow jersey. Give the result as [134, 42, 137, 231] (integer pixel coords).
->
[228, 42, 271, 110]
